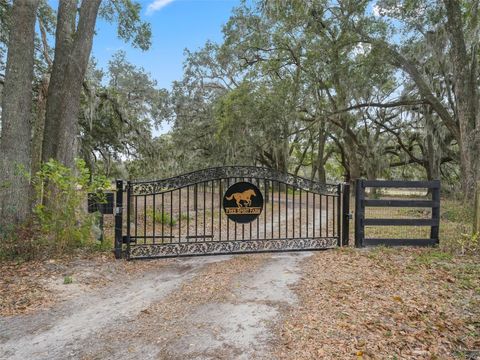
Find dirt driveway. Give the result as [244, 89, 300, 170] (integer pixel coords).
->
[1, 249, 478, 359]
[0, 252, 309, 360]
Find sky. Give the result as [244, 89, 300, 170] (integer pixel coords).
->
[92, 0, 241, 90]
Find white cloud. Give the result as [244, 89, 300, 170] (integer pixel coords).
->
[146, 0, 175, 14]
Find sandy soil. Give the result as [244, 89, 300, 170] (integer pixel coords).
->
[1, 248, 478, 360]
[0, 252, 309, 360]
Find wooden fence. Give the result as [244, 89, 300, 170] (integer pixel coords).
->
[354, 180, 440, 247]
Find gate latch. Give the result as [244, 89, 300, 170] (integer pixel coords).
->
[345, 213, 353, 220]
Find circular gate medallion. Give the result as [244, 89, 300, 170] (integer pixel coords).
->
[223, 182, 264, 223]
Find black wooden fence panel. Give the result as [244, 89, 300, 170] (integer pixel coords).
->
[354, 179, 440, 247]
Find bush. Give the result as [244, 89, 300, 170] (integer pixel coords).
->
[439, 199, 479, 255]
[31, 159, 109, 256]
[0, 159, 110, 260]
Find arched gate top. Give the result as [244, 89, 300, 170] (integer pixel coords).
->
[127, 166, 339, 196]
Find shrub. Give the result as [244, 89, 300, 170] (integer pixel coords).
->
[28, 159, 109, 258]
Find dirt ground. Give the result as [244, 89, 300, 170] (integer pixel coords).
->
[0, 248, 479, 360]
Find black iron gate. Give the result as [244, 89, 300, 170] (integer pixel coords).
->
[114, 167, 350, 259]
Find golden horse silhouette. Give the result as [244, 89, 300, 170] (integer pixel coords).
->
[225, 189, 256, 207]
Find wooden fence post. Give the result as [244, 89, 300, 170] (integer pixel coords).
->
[354, 179, 365, 248]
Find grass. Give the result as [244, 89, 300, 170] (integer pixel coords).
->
[146, 209, 177, 227]
[413, 249, 453, 265]
[179, 213, 192, 221]
[63, 275, 73, 284]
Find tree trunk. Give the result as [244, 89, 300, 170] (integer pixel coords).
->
[42, 0, 101, 168]
[443, 0, 480, 196]
[315, 123, 327, 183]
[378, 1, 479, 196]
[0, 0, 39, 229]
[474, 181, 480, 235]
[31, 75, 50, 178]
[424, 107, 441, 181]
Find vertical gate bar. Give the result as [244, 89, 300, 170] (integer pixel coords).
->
[306, 191, 309, 238]
[203, 182, 206, 239]
[226, 179, 230, 241]
[299, 189, 302, 238]
[249, 177, 252, 240]
[333, 196, 336, 239]
[264, 179, 267, 239]
[326, 196, 329, 237]
[342, 183, 350, 246]
[126, 181, 132, 258]
[211, 180, 214, 241]
[292, 186, 295, 238]
[234, 178, 237, 241]
[278, 183, 281, 239]
[271, 180, 274, 238]
[256, 179, 259, 239]
[152, 192, 156, 244]
[187, 186, 190, 242]
[161, 193, 164, 242]
[114, 179, 123, 259]
[194, 184, 197, 211]
[286, 184, 288, 238]
[134, 195, 138, 241]
[430, 181, 440, 245]
[178, 188, 182, 242]
[143, 195, 147, 241]
[219, 179, 222, 241]
[313, 192, 316, 238]
[242, 177, 245, 241]
[227, 178, 230, 241]
[195, 183, 198, 241]
[230, 178, 234, 240]
[170, 191, 173, 242]
[319, 194, 323, 237]
[337, 184, 342, 246]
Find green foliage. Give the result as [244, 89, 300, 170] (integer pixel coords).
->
[441, 202, 474, 224]
[449, 232, 480, 256]
[179, 213, 192, 221]
[31, 159, 110, 257]
[99, 0, 152, 51]
[413, 250, 453, 266]
[63, 275, 73, 284]
[147, 209, 177, 227]
[80, 52, 168, 178]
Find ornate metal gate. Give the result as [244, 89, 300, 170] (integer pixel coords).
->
[114, 167, 350, 259]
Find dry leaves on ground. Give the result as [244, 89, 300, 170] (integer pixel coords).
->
[0, 251, 172, 317]
[273, 248, 480, 360]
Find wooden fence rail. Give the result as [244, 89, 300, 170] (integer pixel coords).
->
[354, 179, 440, 248]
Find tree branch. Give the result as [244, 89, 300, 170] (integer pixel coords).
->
[327, 99, 428, 115]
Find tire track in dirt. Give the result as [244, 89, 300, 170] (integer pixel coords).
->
[74, 252, 312, 360]
[0, 256, 232, 360]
